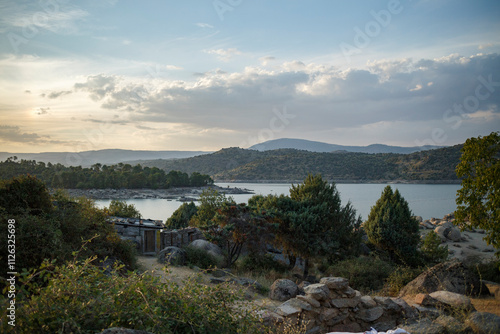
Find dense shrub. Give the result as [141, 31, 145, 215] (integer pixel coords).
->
[382, 265, 425, 296]
[184, 245, 221, 269]
[0, 257, 262, 333]
[106, 199, 142, 218]
[0, 176, 137, 273]
[238, 253, 288, 274]
[166, 201, 198, 229]
[327, 256, 394, 294]
[468, 259, 500, 284]
[421, 231, 449, 264]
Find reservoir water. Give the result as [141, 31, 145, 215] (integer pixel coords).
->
[95, 183, 461, 222]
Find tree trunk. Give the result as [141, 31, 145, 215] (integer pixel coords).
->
[303, 257, 309, 280]
[287, 254, 296, 271]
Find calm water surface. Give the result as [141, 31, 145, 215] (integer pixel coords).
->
[95, 183, 460, 222]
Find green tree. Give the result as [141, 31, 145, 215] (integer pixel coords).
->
[421, 231, 448, 264]
[165, 202, 198, 229]
[0, 174, 53, 215]
[455, 132, 500, 257]
[106, 200, 142, 218]
[253, 174, 362, 278]
[190, 188, 234, 227]
[364, 185, 421, 265]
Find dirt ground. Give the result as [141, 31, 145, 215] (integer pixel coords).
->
[137, 255, 500, 317]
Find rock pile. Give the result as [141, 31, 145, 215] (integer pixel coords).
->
[263, 277, 415, 333]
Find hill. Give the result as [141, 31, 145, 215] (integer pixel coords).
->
[249, 138, 443, 154]
[137, 145, 463, 183]
[0, 149, 210, 167]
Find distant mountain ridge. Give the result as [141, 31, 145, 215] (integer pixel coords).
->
[249, 138, 444, 154]
[0, 149, 211, 167]
[135, 145, 463, 183]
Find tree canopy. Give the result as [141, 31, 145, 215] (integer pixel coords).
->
[455, 132, 500, 257]
[364, 185, 421, 265]
[0, 158, 213, 189]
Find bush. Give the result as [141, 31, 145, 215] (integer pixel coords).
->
[468, 259, 500, 284]
[327, 256, 394, 294]
[238, 253, 288, 274]
[382, 265, 425, 296]
[165, 201, 198, 229]
[421, 231, 448, 264]
[184, 245, 221, 269]
[1, 257, 262, 333]
[364, 186, 421, 266]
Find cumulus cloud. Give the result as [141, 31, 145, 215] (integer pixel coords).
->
[47, 90, 72, 99]
[45, 53, 500, 142]
[204, 48, 242, 61]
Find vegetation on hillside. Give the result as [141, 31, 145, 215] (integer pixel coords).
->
[0, 158, 213, 189]
[136, 145, 463, 182]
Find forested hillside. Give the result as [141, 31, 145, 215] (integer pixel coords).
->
[138, 145, 463, 182]
[0, 158, 213, 189]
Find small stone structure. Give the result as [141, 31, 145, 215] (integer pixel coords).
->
[265, 277, 415, 333]
[108, 216, 163, 255]
[160, 227, 205, 249]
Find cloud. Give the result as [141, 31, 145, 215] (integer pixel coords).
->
[45, 53, 500, 145]
[260, 56, 276, 66]
[204, 48, 242, 61]
[1, 2, 89, 35]
[479, 43, 493, 50]
[35, 107, 50, 115]
[47, 90, 72, 99]
[0, 125, 70, 144]
[196, 22, 214, 29]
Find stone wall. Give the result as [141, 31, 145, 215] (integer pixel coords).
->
[266, 277, 415, 333]
[160, 227, 205, 249]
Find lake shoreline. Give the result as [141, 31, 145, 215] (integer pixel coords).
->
[214, 179, 461, 184]
[60, 185, 254, 200]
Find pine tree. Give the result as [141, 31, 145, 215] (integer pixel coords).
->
[364, 186, 420, 265]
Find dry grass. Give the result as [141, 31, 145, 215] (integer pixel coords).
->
[471, 296, 500, 316]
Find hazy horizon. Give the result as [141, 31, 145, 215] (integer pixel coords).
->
[1, 1, 499, 153]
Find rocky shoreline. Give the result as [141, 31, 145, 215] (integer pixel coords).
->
[61, 185, 254, 201]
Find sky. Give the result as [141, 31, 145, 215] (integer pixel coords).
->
[0, 0, 499, 153]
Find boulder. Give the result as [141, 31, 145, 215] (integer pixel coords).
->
[355, 306, 384, 322]
[483, 280, 500, 300]
[429, 291, 475, 312]
[402, 318, 446, 334]
[434, 315, 473, 334]
[465, 312, 500, 334]
[445, 227, 462, 242]
[269, 279, 299, 302]
[157, 246, 186, 265]
[275, 298, 311, 316]
[188, 239, 222, 258]
[319, 277, 349, 291]
[304, 283, 330, 301]
[399, 259, 487, 297]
